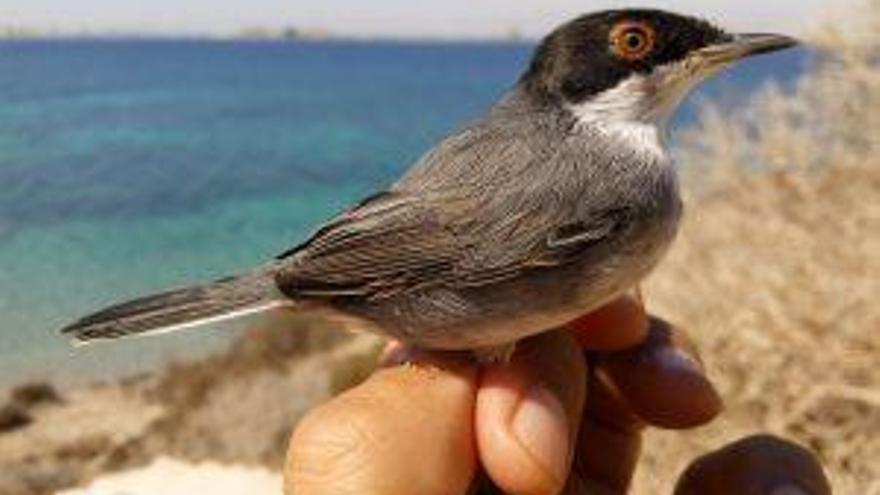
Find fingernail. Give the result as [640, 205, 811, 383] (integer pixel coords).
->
[771, 485, 810, 495]
[511, 383, 571, 485]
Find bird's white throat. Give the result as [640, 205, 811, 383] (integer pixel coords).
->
[568, 90, 667, 161]
[566, 59, 722, 160]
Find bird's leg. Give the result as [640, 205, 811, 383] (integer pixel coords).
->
[473, 343, 517, 365]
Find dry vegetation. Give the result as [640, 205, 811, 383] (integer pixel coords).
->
[635, 3, 880, 493]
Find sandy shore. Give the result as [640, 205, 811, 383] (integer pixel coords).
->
[0, 317, 380, 495]
[59, 458, 281, 495]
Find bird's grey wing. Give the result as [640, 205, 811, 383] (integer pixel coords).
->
[274, 188, 628, 301]
[275, 190, 472, 299]
[275, 108, 634, 301]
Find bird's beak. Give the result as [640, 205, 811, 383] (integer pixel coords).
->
[694, 33, 799, 65]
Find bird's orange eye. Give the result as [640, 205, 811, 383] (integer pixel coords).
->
[610, 21, 656, 61]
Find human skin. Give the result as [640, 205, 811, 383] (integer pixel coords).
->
[285, 296, 831, 495]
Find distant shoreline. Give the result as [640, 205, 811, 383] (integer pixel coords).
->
[0, 35, 535, 45]
[0, 26, 535, 44]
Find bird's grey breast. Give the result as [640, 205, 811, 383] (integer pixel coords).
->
[564, 118, 682, 311]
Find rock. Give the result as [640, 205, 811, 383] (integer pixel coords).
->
[11, 383, 63, 409]
[0, 404, 32, 433]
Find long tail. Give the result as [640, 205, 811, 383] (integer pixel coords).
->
[61, 269, 289, 344]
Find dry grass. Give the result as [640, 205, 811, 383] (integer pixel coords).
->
[635, 3, 880, 493]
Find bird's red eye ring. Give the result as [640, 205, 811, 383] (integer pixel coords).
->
[610, 21, 656, 61]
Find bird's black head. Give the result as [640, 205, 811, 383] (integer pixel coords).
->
[521, 9, 797, 121]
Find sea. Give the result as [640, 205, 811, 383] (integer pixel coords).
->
[0, 39, 808, 389]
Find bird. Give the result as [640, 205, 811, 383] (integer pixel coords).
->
[61, 9, 797, 362]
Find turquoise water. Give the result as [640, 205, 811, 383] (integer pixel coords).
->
[0, 40, 808, 387]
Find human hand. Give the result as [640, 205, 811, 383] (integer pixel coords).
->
[284, 297, 831, 495]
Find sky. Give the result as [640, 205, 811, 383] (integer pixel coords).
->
[0, 0, 853, 38]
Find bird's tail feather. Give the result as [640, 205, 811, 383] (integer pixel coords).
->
[61, 269, 288, 344]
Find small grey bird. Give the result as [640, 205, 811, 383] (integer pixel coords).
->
[61, 10, 797, 361]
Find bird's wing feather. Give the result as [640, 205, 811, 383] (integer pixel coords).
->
[275, 189, 626, 300]
[277, 191, 471, 298]
[276, 114, 629, 301]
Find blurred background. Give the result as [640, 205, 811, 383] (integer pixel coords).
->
[0, 0, 876, 494]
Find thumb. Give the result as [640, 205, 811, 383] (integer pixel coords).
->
[285, 351, 478, 495]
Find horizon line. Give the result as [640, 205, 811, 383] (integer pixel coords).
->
[0, 24, 537, 43]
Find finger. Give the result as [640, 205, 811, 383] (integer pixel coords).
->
[286, 350, 478, 495]
[597, 317, 722, 429]
[476, 331, 587, 495]
[566, 362, 644, 495]
[674, 435, 832, 495]
[568, 296, 649, 351]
